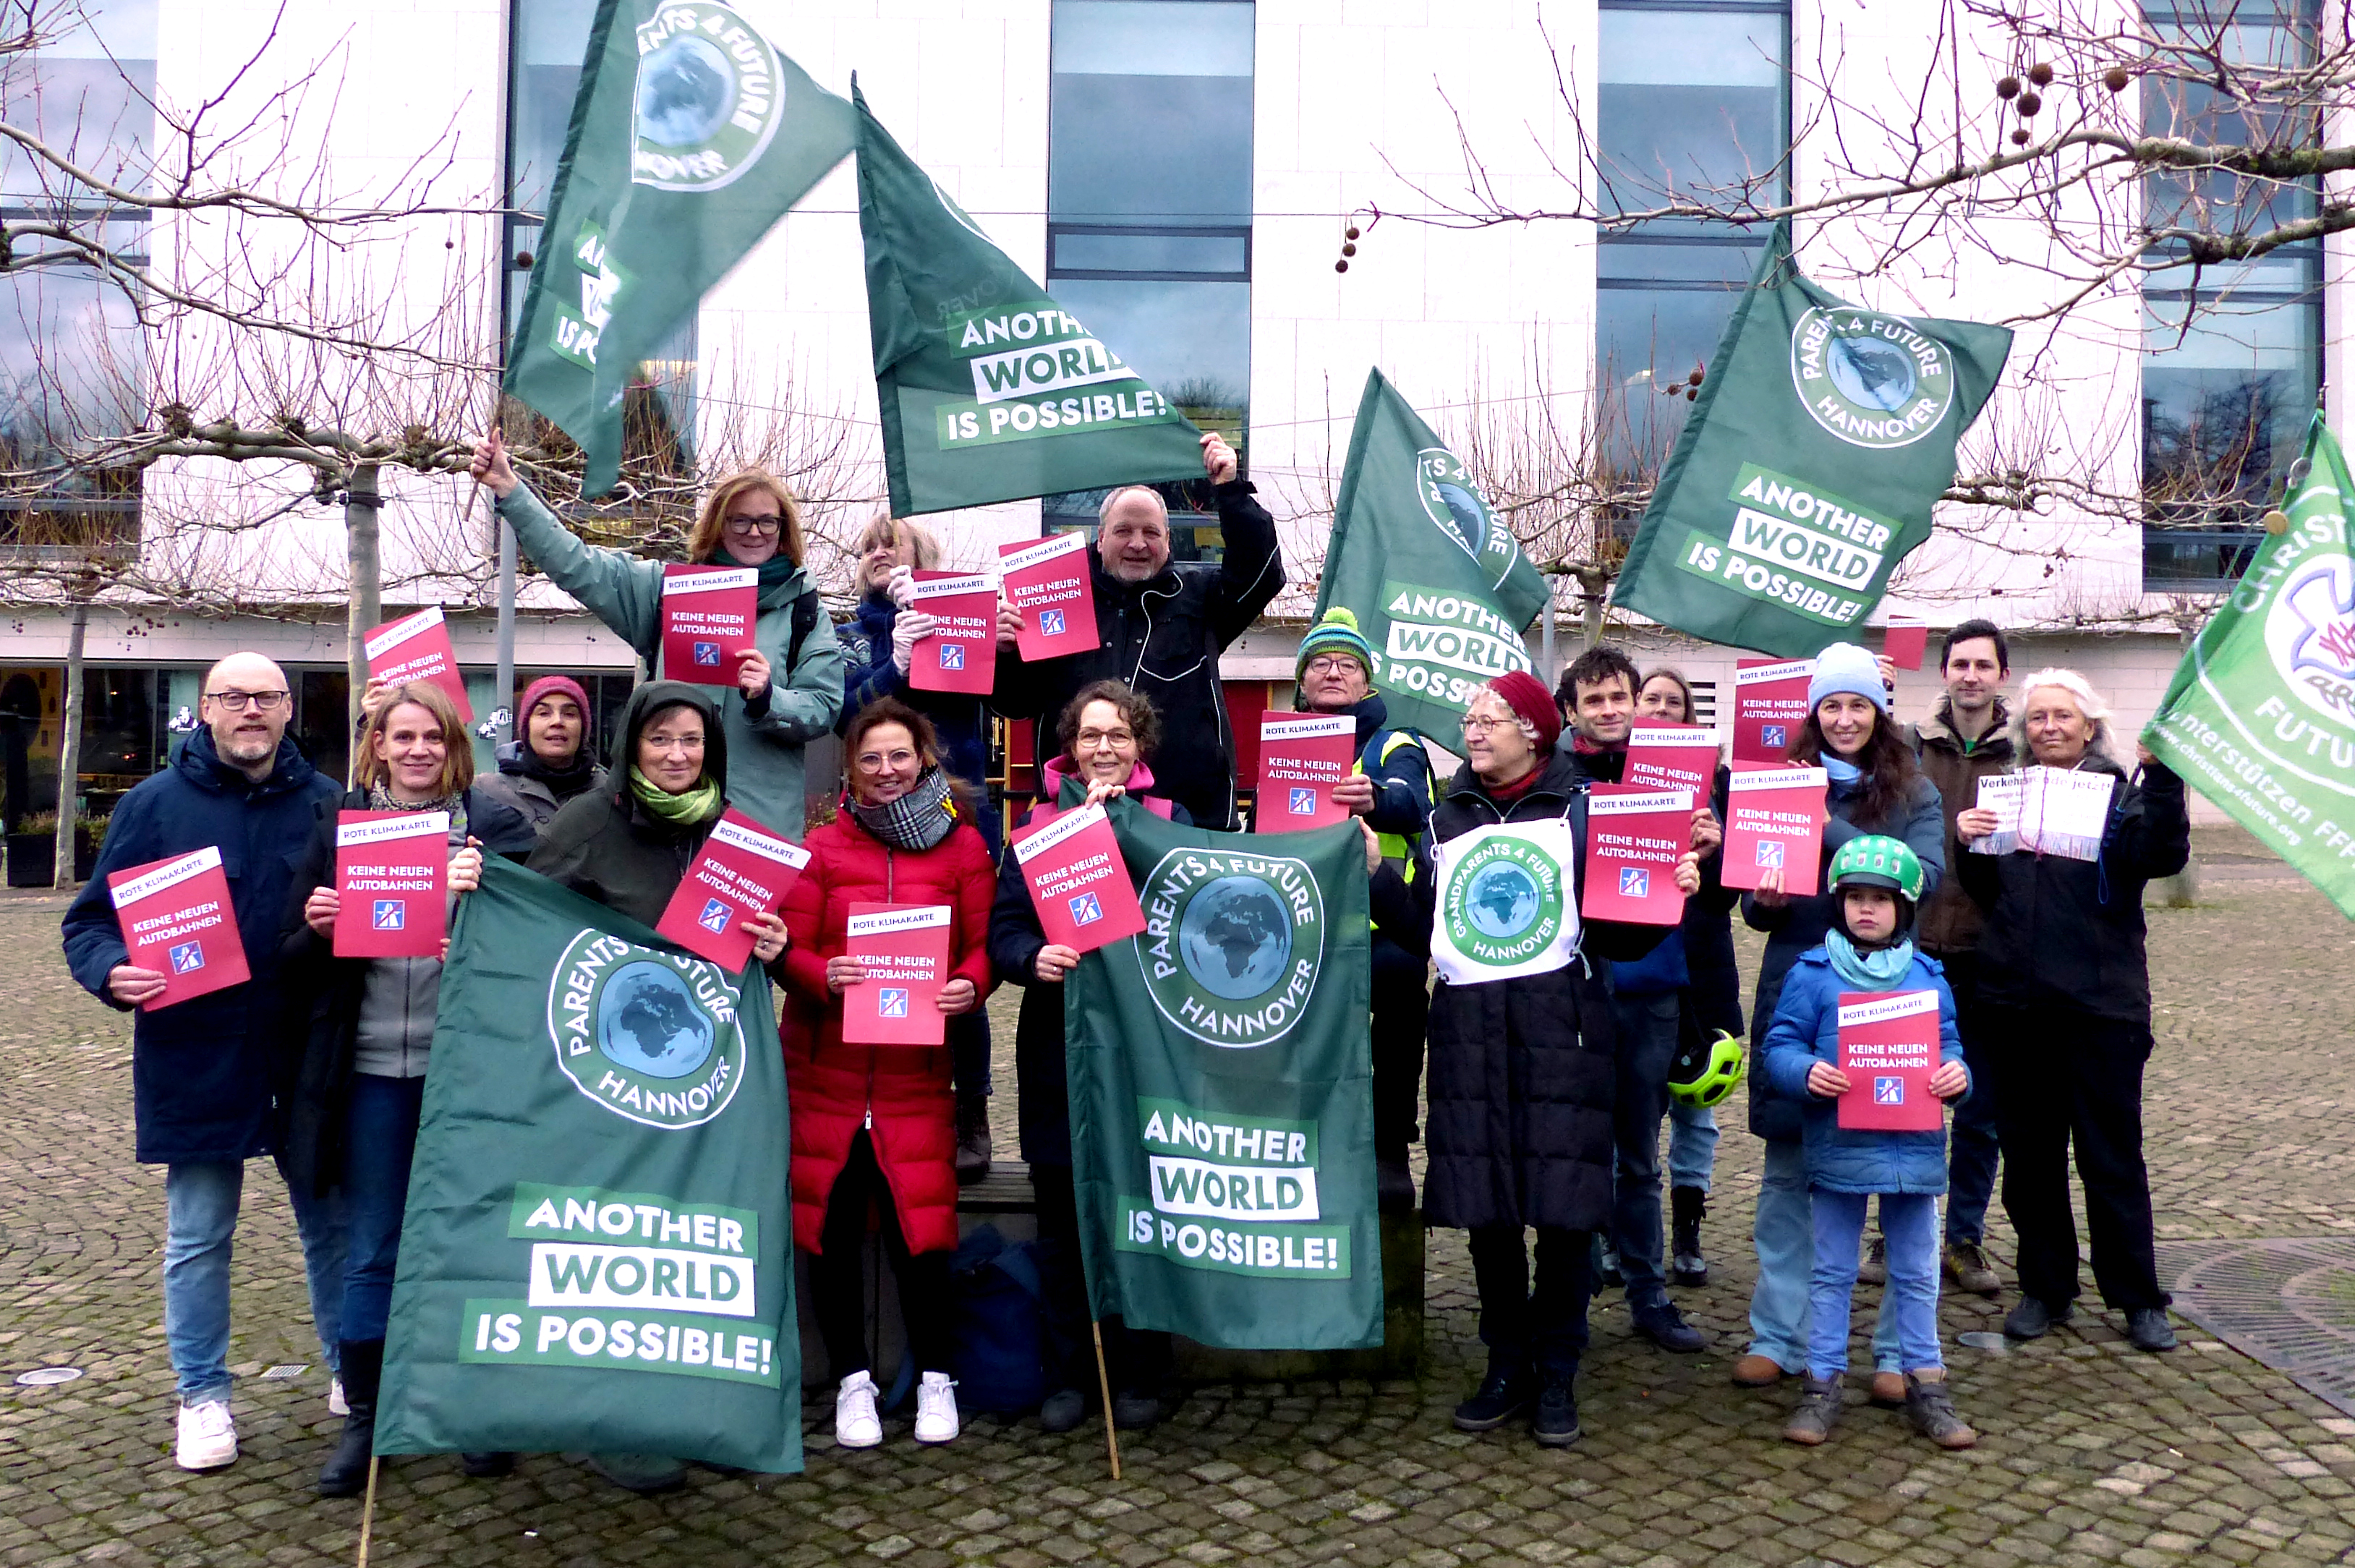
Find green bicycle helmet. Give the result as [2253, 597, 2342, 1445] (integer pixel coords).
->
[1828, 834, 1926, 901]
[1666, 1028, 1746, 1109]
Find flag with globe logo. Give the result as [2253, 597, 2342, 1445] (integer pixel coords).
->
[375, 857, 801, 1473]
[1064, 796, 1381, 1349]
[1313, 369, 1551, 746]
[504, 0, 858, 496]
[2144, 414, 2355, 919]
[1611, 220, 2012, 658]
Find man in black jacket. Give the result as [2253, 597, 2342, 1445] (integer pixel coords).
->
[992, 432, 1280, 831]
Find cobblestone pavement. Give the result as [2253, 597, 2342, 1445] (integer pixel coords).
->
[4, 838, 2354, 1567]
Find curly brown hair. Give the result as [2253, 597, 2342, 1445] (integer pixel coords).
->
[1056, 680, 1161, 762]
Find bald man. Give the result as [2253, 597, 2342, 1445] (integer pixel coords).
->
[63, 653, 349, 1471]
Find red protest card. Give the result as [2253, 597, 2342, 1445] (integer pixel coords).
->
[1721, 767, 1828, 896]
[661, 565, 759, 686]
[1883, 615, 1928, 671]
[907, 570, 999, 695]
[365, 607, 474, 723]
[655, 808, 811, 969]
[1580, 785, 1692, 926]
[998, 533, 1097, 660]
[1733, 658, 1813, 766]
[1010, 801, 1147, 952]
[1624, 724, 1718, 798]
[333, 811, 448, 958]
[1255, 714, 1355, 832]
[108, 847, 248, 1010]
[1836, 989, 1944, 1131]
[843, 902, 954, 1046]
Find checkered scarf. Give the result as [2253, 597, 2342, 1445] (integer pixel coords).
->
[848, 765, 959, 851]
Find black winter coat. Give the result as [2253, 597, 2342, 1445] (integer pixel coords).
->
[991, 480, 1282, 831]
[1369, 749, 1669, 1232]
[528, 683, 733, 930]
[61, 729, 341, 1164]
[274, 785, 537, 1198]
[1958, 756, 2189, 1025]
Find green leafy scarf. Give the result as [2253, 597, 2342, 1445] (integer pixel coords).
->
[629, 767, 723, 827]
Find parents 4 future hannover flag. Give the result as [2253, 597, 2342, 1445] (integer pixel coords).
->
[1612, 222, 2011, 658]
[1316, 370, 1551, 743]
[1067, 800, 1379, 1350]
[503, 0, 857, 496]
[856, 84, 1204, 516]
[375, 857, 800, 1473]
[2145, 415, 2355, 919]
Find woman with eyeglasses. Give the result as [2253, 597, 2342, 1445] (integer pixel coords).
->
[467, 428, 844, 837]
[779, 698, 997, 1451]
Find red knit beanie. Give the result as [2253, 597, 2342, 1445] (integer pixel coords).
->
[1484, 669, 1561, 754]
[519, 674, 592, 726]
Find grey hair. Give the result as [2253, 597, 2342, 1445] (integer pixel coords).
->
[2010, 667, 2115, 760]
[1467, 686, 1542, 746]
[1097, 485, 1170, 528]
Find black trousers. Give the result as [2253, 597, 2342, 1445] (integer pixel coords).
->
[1030, 1162, 1170, 1398]
[1467, 1224, 1594, 1379]
[1371, 932, 1430, 1159]
[1985, 1005, 2166, 1312]
[809, 1131, 953, 1379]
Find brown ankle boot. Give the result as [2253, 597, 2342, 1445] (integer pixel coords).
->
[955, 1091, 992, 1185]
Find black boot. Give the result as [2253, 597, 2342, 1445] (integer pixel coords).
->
[1452, 1353, 1534, 1432]
[955, 1090, 992, 1186]
[317, 1339, 382, 1499]
[1669, 1186, 1708, 1287]
[1532, 1365, 1581, 1448]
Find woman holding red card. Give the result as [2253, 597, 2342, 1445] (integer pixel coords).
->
[780, 697, 996, 1452]
[278, 682, 536, 1498]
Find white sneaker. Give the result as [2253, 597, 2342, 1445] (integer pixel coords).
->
[175, 1398, 237, 1470]
[328, 1376, 349, 1418]
[914, 1371, 959, 1444]
[834, 1371, 882, 1449]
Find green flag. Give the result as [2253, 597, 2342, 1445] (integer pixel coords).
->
[1066, 798, 1380, 1350]
[1611, 222, 2012, 657]
[1313, 369, 1551, 741]
[504, 0, 856, 497]
[2145, 416, 2355, 919]
[375, 858, 801, 1472]
[855, 85, 1205, 517]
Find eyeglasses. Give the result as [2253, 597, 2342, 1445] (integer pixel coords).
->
[1304, 657, 1360, 676]
[205, 689, 289, 712]
[858, 748, 919, 770]
[725, 514, 783, 535]
[642, 733, 706, 753]
[1458, 714, 1511, 734]
[1076, 728, 1135, 749]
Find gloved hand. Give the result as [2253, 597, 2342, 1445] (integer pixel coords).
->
[887, 565, 919, 610]
[890, 610, 938, 675]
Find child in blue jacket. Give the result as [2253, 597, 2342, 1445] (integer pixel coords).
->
[1761, 834, 1975, 1449]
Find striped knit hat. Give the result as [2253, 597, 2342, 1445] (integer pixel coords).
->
[1296, 608, 1376, 684]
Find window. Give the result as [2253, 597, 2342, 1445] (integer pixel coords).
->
[2140, 2, 2322, 592]
[0, 0, 153, 552]
[1044, 0, 1253, 554]
[1593, 2, 1789, 500]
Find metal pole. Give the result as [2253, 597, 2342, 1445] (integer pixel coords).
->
[344, 464, 382, 757]
[494, 516, 518, 747]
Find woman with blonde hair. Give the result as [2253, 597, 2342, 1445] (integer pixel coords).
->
[467, 429, 843, 835]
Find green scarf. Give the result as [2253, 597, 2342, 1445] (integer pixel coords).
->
[629, 767, 723, 826]
[1826, 929, 1916, 989]
[710, 546, 802, 604]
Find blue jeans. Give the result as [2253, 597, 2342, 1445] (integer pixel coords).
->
[342, 1073, 427, 1344]
[1667, 1102, 1718, 1192]
[1807, 1190, 1942, 1378]
[1933, 950, 1999, 1245]
[164, 1160, 348, 1404]
[1608, 991, 1681, 1311]
[1747, 1139, 1900, 1373]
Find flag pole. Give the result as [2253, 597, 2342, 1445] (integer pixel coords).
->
[1089, 1320, 1122, 1480]
[354, 1455, 379, 1567]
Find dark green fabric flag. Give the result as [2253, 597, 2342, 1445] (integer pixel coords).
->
[1066, 798, 1380, 1350]
[375, 857, 800, 1473]
[855, 85, 1205, 517]
[2145, 415, 2355, 919]
[1611, 223, 2012, 657]
[1313, 370, 1551, 742]
[505, 0, 856, 497]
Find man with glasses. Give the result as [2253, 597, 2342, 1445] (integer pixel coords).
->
[63, 653, 348, 1471]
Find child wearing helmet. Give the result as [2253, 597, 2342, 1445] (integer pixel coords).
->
[1759, 835, 1974, 1451]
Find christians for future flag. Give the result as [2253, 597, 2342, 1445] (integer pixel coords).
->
[842, 903, 953, 1046]
[1315, 370, 1550, 743]
[661, 566, 759, 686]
[1580, 785, 1691, 925]
[1009, 801, 1146, 952]
[374, 858, 801, 1473]
[108, 848, 247, 1009]
[856, 85, 1203, 516]
[997, 533, 1099, 660]
[1067, 800, 1379, 1349]
[655, 809, 809, 970]
[907, 571, 998, 694]
[2145, 415, 2355, 919]
[333, 811, 449, 960]
[366, 608, 474, 723]
[503, 0, 857, 496]
[1836, 989, 1943, 1132]
[1612, 222, 2011, 657]
[1255, 715, 1355, 832]
[1732, 657, 1812, 765]
[1722, 767, 1827, 895]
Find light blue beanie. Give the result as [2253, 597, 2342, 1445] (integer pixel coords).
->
[1807, 642, 1890, 715]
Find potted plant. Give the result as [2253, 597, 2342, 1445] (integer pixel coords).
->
[74, 814, 108, 880]
[7, 811, 58, 888]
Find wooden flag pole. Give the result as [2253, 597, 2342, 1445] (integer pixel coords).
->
[1090, 1319, 1122, 1480]
[354, 1455, 380, 1567]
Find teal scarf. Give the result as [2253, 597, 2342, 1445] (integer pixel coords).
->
[710, 546, 801, 602]
[1826, 929, 1915, 989]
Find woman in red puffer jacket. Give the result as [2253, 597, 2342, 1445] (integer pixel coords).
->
[780, 696, 997, 1451]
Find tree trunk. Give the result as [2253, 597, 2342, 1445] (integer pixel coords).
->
[344, 463, 382, 762]
[51, 598, 87, 890]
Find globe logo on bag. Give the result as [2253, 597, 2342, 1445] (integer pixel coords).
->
[631, 1, 787, 193]
[1789, 307, 1956, 450]
[550, 930, 746, 1129]
[1463, 862, 1540, 939]
[1442, 835, 1566, 968]
[1139, 849, 1324, 1049]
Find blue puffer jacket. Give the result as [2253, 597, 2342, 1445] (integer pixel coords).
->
[1760, 946, 1966, 1196]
